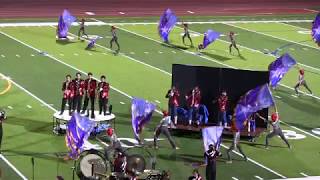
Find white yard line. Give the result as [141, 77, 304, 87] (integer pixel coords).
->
[232, 177, 240, 180]
[0, 154, 28, 180]
[255, 175, 264, 180]
[226, 23, 319, 51]
[300, 172, 308, 177]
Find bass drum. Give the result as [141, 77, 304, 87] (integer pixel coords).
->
[126, 154, 146, 174]
[76, 149, 108, 180]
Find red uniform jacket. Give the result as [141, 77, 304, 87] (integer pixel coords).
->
[166, 89, 180, 107]
[62, 81, 75, 99]
[73, 78, 85, 96]
[98, 82, 110, 99]
[84, 78, 97, 97]
[186, 90, 201, 108]
[218, 95, 228, 112]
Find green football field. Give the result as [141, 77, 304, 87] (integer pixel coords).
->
[0, 14, 320, 180]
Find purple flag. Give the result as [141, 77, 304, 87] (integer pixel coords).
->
[57, 15, 67, 38]
[312, 13, 320, 45]
[158, 9, 177, 42]
[203, 29, 221, 48]
[202, 126, 223, 151]
[62, 9, 77, 27]
[86, 36, 102, 49]
[269, 53, 296, 88]
[131, 98, 156, 141]
[65, 113, 96, 159]
[235, 84, 274, 130]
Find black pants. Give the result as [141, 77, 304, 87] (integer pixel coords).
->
[78, 27, 88, 39]
[0, 123, 3, 151]
[182, 32, 193, 46]
[82, 96, 95, 116]
[294, 80, 312, 95]
[154, 126, 176, 148]
[229, 41, 240, 54]
[60, 97, 73, 114]
[73, 95, 83, 113]
[110, 37, 120, 51]
[226, 143, 247, 161]
[99, 97, 108, 115]
[206, 163, 216, 180]
[265, 128, 290, 148]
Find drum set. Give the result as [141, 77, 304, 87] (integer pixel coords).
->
[76, 148, 165, 180]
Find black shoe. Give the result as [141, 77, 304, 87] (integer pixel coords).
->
[86, 114, 89, 117]
[59, 112, 63, 115]
[91, 114, 95, 119]
[80, 110, 85, 114]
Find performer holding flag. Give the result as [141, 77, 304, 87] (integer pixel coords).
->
[228, 31, 240, 55]
[182, 22, 194, 47]
[226, 121, 248, 163]
[78, 18, 88, 40]
[60, 75, 75, 116]
[198, 30, 220, 51]
[154, 110, 179, 149]
[204, 144, 220, 180]
[294, 68, 313, 96]
[110, 26, 120, 53]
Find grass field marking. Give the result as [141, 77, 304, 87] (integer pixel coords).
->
[0, 72, 56, 113]
[254, 175, 264, 180]
[232, 177, 240, 180]
[226, 23, 319, 51]
[1, 54, 5, 58]
[280, 121, 320, 140]
[0, 154, 28, 180]
[300, 172, 308, 177]
[277, 22, 310, 31]
[7, 105, 13, 109]
[1, 28, 286, 179]
[0, 74, 12, 95]
[115, 24, 320, 101]
[26, 105, 32, 109]
[220, 143, 287, 178]
[0, 21, 105, 27]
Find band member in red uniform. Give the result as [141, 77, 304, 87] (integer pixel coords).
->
[72, 72, 85, 113]
[185, 86, 201, 125]
[229, 31, 240, 55]
[204, 144, 220, 180]
[98, 75, 110, 116]
[81, 72, 97, 118]
[165, 86, 180, 125]
[213, 91, 228, 127]
[60, 75, 75, 116]
[294, 69, 313, 96]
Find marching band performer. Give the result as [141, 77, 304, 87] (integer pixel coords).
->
[0, 109, 6, 152]
[78, 18, 88, 40]
[110, 26, 120, 53]
[226, 121, 248, 163]
[204, 144, 220, 180]
[185, 86, 201, 125]
[165, 86, 180, 125]
[182, 22, 194, 47]
[229, 31, 240, 55]
[59, 75, 75, 116]
[81, 72, 97, 119]
[294, 69, 313, 96]
[98, 75, 110, 116]
[72, 72, 85, 113]
[213, 91, 229, 127]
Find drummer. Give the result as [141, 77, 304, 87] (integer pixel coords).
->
[113, 151, 127, 173]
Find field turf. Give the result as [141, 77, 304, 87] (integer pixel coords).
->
[0, 14, 320, 180]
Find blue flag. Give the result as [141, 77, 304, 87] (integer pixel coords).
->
[131, 98, 156, 141]
[312, 13, 320, 44]
[57, 9, 76, 38]
[269, 53, 296, 88]
[202, 126, 223, 151]
[235, 84, 274, 130]
[57, 15, 67, 38]
[203, 29, 221, 48]
[65, 113, 96, 159]
[158, 9, 177, 42]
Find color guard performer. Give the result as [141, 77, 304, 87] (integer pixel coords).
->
[294, 69, 313, 96]
[81, 72, 97, 119]
[229, 31, 240, 55]
[72, 72, 85, 113]
[78, 18, 88, 40]
[182, 22, 194, 47]
[98, 75, 110, 116]
[226, 121, 248, 163]
[60, 75, 75, 116]
[0, 109, 6, 153]
[110, 26, 120, 53]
